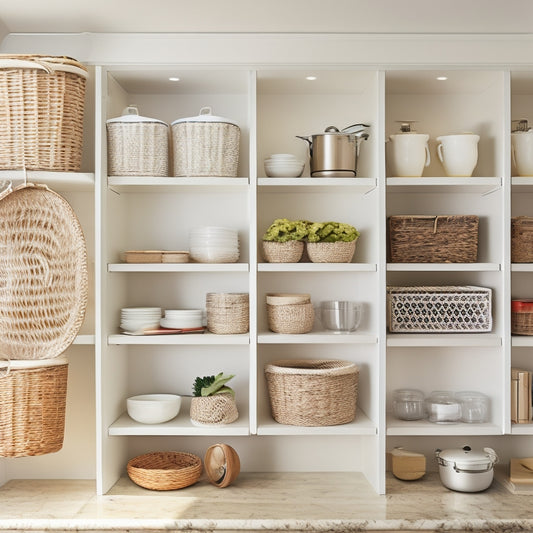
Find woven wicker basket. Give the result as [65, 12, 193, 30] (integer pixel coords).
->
[511, 300, 533, 335]
[206, 293, 249, 334]
[306, 240, 357, 263]
[190, 394, 239, 426]
[265, 359, 359, 426]
[267, 302, 314, 334]
[512, 216, 533, 263]
[0, 182, 89, 359]
[387, 286, 492, 333]
[127, 451, 203, 490]
[0, 358, 68, 457]
[262, 240, 304, 263]
[0, 54, 87, 171]
[388, 215, 479, 263]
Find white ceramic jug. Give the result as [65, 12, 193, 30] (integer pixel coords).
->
[511, 120, 533, 176]
[436, 133, 480, 177]
[388, 122, 430, 177]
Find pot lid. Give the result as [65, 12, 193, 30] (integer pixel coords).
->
[512, 119, 533, 133]
[171, 106, 239, 127]
[395, 120, 419, 133]
[436, 446, 498, 468]
[106, 105, 168, 125]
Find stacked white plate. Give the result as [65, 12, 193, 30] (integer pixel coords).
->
[264, 153, 305, 177]
[120, 307, 162, 333]
[160, 309, 204, 329]
[189, 226, 240, 263]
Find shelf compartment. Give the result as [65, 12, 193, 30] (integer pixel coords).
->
[511, 423, 533, 435]
[386, 417, 502, 436]
[387, 334, 502, 347]
[259, 263, 376, 272]
[108, 332, 250, 345]
[108, 176, 249, 193]
[511, 177, 533, 192]
[258, 177, 377, 194]
[512, 336, 533, 347]
[512, 264, 533, 272]
[387, 263, 500, 272]
[386, 177, 501, 194]
[0, 170, 95, 192]
[108, 263, 249, 273]
[259, 331, 377, 344]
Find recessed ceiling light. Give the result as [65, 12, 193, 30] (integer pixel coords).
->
[305, 76, 317, 81]
[168, 77, 180, 82]
[436, 76, 448, 81]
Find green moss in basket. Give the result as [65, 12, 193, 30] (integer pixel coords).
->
[262, 218, 309, 242]
[192, 373, 235, 398]
[307, 221, 360, 243]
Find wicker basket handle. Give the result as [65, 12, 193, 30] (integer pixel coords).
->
[0, 58, 88, 78]
[0, 357, 11, 379]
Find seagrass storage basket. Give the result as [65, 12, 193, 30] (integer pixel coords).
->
[206, 293, 249, 334]
[127, 451, 203, 490]
[262, 240, 304, 263]
[264, 359, 359, 426]
[0, 54, 88, 171]
[306, 240, 357, 263]
[171, 107, 240, 177]
[388, 215, 479, 263]
[267, 293, 314, 334]
[511, 300, 533, 335]
[106, 106, 169, 177]
[387, 286, 492, 333]
[0, 358, 68, 457]
[511, 216, 533, 263]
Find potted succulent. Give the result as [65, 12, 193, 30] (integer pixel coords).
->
[262, 218, 309, 263]
[190, 372, 239, 426]
[306, 221, 360, 263]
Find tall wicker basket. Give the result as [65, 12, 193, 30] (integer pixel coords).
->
[511, 216, 533, 263]
[0, 55, 88, 172]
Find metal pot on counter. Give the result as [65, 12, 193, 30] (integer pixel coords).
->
[435, 445, 498, 492]
[297, 123, 370, 177]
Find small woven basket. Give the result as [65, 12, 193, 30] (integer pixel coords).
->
[127, 451, 203, 491]
[206, 293, 249, 334]
[0, 358, 68, 457]
[262, 240, 304, 263]
[267, 302, 314, 334]
[511, 216, 533, 263]
[0, 54, 87, 171]
[306, 240, 356, 263]
[511, 300, 533, 335]
[265, 359, 359, 426]
[190, 394, 239, 426]
[388, 215, 479, 263]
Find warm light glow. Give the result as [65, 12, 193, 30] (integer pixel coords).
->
[436, 76, 448, 81]
[168, 77, 180, 82]
[305, 76, 317, 81]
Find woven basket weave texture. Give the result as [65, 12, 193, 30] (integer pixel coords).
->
[262, 240, 304, 263]
[306, 240, 356, 263]
[0, 55, 87, 171]
[206, 293, 249, 334]
[267, 302, 314, 334]
[511, 216, 533, 263]
[265, 359, 359, 426]
[190, 394, 239, 425]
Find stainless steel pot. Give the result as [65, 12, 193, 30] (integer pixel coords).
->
[297, 123, 370, 177]
[435, 445, 498, 492]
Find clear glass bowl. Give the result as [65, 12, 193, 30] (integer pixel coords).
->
[426, 391, 461, 424]
[455, 391, 489, 423]
[392, 389, 426, 420]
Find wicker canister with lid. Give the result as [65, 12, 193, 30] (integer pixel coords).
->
[512, 299, 533, 335]
[511, 216, 533, 263]
[206, 293, 249, 334]
[0, 54, 88, 172]
[266, 293, 314, 334]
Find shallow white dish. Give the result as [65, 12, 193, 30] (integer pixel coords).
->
[126, 394, 181, 424]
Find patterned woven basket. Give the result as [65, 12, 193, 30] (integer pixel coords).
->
[0, 182, 89, 359]
[306, 240, 356, 263]
[262, 240, 304, 263]
[206, 293, 249, 334]
[0, 54, 87, 171]
[265, 359, 359, 426]
[127, 451, 203, 491]
[388, 215, 479, 263]
[511, 216, 533, 263]
[0, 358, 68, 457]
[190, 394, 239, 426]
[267, 302, 314, 334]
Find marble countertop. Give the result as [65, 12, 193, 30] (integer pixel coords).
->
[0, 471, 532, 532]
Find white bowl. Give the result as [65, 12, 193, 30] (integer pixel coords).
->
[264, 164, 304, 178]
[126, 394, 181, 424]
[269, 153, 297, 160]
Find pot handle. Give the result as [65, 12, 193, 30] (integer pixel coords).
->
[424, 143, 431, 167]
[483, 447, 498, 464]
[453, 464, 493, 474]
[437, 142, 444, 164]
[342, 123, 370, 134]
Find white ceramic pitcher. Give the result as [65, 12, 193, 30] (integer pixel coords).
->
[511, 120, 533, 176]
[436, 133, 480, 177]
[388, 122, 430, 177]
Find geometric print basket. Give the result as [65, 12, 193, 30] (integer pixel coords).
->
[387, 286, 492, 333]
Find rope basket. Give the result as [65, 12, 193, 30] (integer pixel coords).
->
[388, 215, 479, 263]
[0, 182, 88, 359]
[0, 54, 87, 172]
[306, 240, 356, 263]
[190, 394, 239, 426]
[511, 300, 533, 335]
[262, 240, 304, 263]
[0, 358, 68, 457]
[127, 451, 203, 491]
[267, 302, 314, 334]
[511, 216, 533, 263]
[265, 359, 359, 426]
[206, 293, 249, 334]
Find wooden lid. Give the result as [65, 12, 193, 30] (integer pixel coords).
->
[204, 444, 240, 488]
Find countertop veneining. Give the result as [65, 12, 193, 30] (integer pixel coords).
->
[0, 472, 532, 532]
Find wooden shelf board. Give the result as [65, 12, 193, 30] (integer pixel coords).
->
[108, 263, 249, 272]
[387, 262, 500, 272]
[108, 332, 250, 345]
[108, 176, 249, 192]
[387, 176, 501, 193]
[257, 177, 377, 193]
[258, 262, 377, 272]
[387, 333, 502, 347]
[258, 331, 377, 344]
[386, 417, 502, 436]
[0, 170, 95, 192]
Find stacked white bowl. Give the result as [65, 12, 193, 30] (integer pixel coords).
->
[160, 309, 204, 329]
[120, 307, 162, 333]
[189, 226, 240, 263]
[264, 153, 305, 177]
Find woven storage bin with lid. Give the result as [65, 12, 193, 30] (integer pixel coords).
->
[512, 299, 533, 335]
[0, 54, 88, 171]
[265, 359, 359, 426]
[206, 293, 249, 334]
[511, 216, 533, 263]
[0, 181, 88, 457]
[388, 215, 479, 263]
[267, 293, 314, 334]
[171, 107, 240, 177]
[107, 105, 169, 177]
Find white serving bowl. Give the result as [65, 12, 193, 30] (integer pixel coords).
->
[264, 160, 305, 178]
[127, 394, 181, 424]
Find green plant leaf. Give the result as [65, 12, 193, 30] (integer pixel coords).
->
[201, 372, 235, 397]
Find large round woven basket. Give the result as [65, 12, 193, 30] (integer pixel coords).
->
[0, 182, 88, 359]
[0, 358, 68, 457]
[265, 359, 359, 426]
[0, 54, 87, 172]
[262, 240, 304, 263]
[127, 451, 203, 491]
[306, 240, 357, 263]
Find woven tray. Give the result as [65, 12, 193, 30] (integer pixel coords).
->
[265, 359, 359, 426]
[0, 182, 88, 359]
[512, 217, 533, 263]
[387, 286, 492, 332]
[388, 215, 479, 263]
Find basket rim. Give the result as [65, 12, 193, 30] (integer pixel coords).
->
[265, 359, 358, 376]
[127, 451, 202, 472]
[0, 54, 88, 78]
